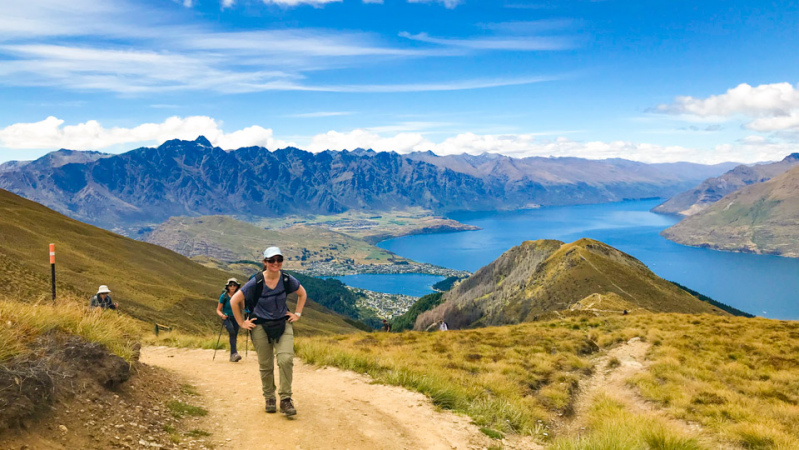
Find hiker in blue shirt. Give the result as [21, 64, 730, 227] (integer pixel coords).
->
[217, 278, 242, 362]
[230, 246, 307, 417]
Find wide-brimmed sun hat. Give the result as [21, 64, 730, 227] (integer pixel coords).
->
[263, 246, 283, 259]
[97, 285, 111, 294]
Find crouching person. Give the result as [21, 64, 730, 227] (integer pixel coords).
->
[90, 285, 118, 310]
[230, 246, 306, 416]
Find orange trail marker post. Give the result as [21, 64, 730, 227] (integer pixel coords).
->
[50, 243, 56, 302]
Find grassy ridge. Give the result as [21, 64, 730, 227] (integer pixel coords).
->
[297, 313, 799, 448]
[0, 188, 360, 336]
[0, 293, 142, 362]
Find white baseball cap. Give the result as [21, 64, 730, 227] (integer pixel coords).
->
[97, 285, 111, 294]
[263, 246, 283, 259]
[226, 278, 239, 286]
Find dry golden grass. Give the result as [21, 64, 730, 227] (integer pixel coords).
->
[627, 314, 799, 449]
[298, 313, 799, 448]
[297, 318, 629, 439]
[0, 292, 143, 362]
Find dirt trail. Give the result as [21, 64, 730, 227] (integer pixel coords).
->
[142, 346, 528, 450]
[560, 337, 715, 444]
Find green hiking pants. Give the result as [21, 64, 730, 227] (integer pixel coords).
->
[250, 322, 294, 401]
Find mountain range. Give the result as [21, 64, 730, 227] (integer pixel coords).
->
[662, 165, 799, 257]
[653, 153, 799, 216]
[0, 137, 736, 232]
[414, 238, 736, 330]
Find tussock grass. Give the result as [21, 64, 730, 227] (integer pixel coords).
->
[626, 315, 799, 449]
[0, 293, 142, 362]
[552, 395, 703, 450]
[299, 313, 799, 447]
[297, 318, 629, 438]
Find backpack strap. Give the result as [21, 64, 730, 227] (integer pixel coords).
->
[282, 271, 298, 295]
[245, 271, 265, 314]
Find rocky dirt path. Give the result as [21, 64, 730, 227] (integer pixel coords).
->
[142, 346, 537, 450]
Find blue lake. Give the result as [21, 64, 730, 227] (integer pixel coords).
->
[363, 199, 799, 320]
[325, 273, 445, 297]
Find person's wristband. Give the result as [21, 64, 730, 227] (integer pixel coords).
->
[295, 312, 302, 317]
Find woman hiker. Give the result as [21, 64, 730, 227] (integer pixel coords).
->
[230, 246, 307, 416]
[90, 285, 118, 310]
[217, 278, 242, 362]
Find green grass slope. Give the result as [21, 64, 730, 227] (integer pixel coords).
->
[146, 215, 405, 269]
[0, 189, 359, 336]
[416, 238, 728, 330]
[663, 165, 799, 257]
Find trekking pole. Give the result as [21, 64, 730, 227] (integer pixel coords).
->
[245, 328, 250, 359]
[212, 319, 224, 361]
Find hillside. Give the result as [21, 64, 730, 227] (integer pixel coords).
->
[653, 153, 799, 216]
[662, 165, 799, 257]
[146, 215, 405, 268]
[415, 238, 729, 330]
[0, 188, 360, 335]
[299, 313, 799, 448]
[0, 137, 733, 232]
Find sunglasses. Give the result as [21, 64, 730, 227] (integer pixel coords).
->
[265, 256, 284, 264]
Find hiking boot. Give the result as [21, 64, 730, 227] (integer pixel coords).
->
[280, 398, 296, 416]
[265, 398, 276, 413]
[229, 353, 242, 362]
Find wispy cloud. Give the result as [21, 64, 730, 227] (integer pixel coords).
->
[399, 31, 574, 51]
[0, 0, 551, 95]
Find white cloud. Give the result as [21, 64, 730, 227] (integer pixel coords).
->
[221, 0, 235, 7]
[307, 129, 434, 153]
[399, 31, 573, 51]
[746, 112, 799, 132]
[656, 82, 799, 132]
[407, 0, 463, 9]
[0, 116, 292, 151]
[306, 130, 792, 164]
[4, 117, 789, 165]
[362, 0, 383, 3]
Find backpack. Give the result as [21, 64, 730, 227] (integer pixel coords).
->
[244, 270, 298, 317]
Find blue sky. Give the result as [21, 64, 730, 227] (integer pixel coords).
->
[1, 0, 798, 164]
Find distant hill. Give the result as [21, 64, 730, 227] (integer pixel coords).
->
[415, 238, 731, 330]
[661, 165, 799, 258]
[0, 137, 734, 231]
[653, 153, 799, 216]
[0, 188, 360, 336]
[146, 215, 404, 268]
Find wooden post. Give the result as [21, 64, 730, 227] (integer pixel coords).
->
[49, 243, 56, 302]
